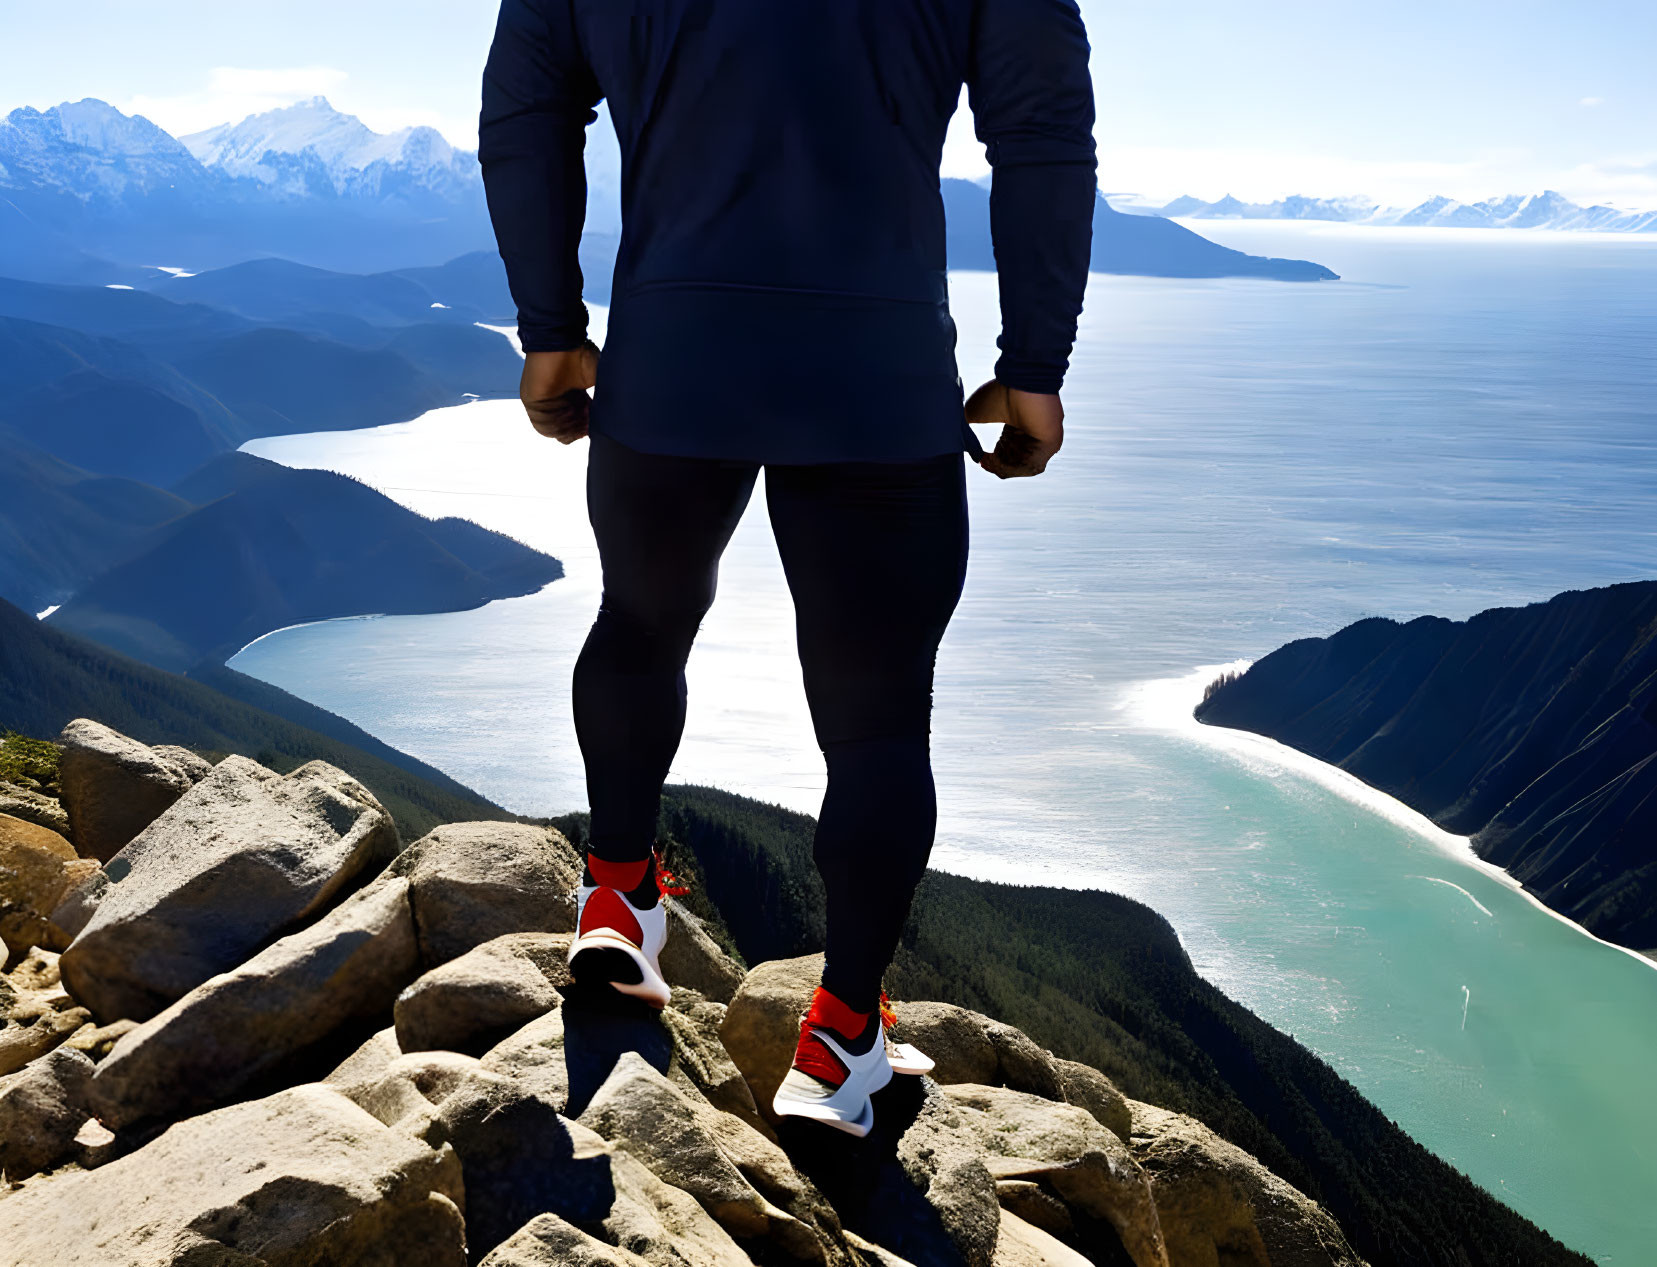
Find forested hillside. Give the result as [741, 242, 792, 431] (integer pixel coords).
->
[49, 453, 560, 670]
[0, 597, 509, 840]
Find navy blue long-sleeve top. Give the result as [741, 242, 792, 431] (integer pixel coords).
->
[480, 0, 1096, 464]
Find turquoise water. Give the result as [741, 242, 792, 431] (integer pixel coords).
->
[236, 222, 1657, 1262]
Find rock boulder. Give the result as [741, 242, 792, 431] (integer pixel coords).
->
[56, 720, 210, 862]
[942, 1083, 1167, 1267]
[481, 1213, 655, 1267]
[420, 1068, 613, 1258]
[479, 1006, 571, 1109]
[718, 952, 821, 1124]
[0, 812, 97, 961]
[0, 1045, 94, 1179]
[659, 903, 745, 1004]
[577, 1051, 782, 1242]
[0, 781, 70, 838]
[0, 1083, 467, 1267]
[392, 822, 582, 966]
[44, 863, 106, 944]
[88, 877, 419, 1128]
[662, 990, 763, 1126]
[60, 754, 399, 1022]
[596, 1129, 756, 1267]
[993, 1209, 1094, 1267]
[62, 1017, 138, 1061]
[1127, 1099, 1367, 1267]
[395, 932, 569, 1055]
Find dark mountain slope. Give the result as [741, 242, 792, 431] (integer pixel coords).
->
[380, 321, 524, 398]
[0, 200, 128, 286]
[940, 179, 1339, 281]
[0, 596, 506, 839]
[7, 369, 226, 485]
[167, 327, 453, 437]
[0, 275, 521, 438]
[1196, 581, 1657, 949]
[0, 282, 526, 628]
[544, 785, 1588, 1267]
[393, 234, 624, 312]
[0, 435, 191, 612]
[0, 275, 254, 344]
[390, 251, 519, 317]
[0, 315, 247, 482]
[48, 452, 562, 670]
[156, 256, 489, 327]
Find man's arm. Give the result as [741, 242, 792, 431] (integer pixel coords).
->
[480, 0, 602, 439]
[965, 0, 1097, 477]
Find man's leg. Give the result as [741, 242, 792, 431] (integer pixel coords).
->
[574, 431, 758, 873]
[765, 451, 970, 1014]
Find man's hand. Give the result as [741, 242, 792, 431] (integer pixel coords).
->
[520, 344, 599, 443]
[965, 380, 1064, 478]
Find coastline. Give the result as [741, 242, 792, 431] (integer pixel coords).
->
[1140, 662, 1657, 976]
[231, 612, 390, 657]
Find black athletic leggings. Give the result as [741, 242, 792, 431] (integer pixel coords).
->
[574, 432, 969, 1012]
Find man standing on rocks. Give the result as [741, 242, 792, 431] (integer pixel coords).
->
[480, 0, 1096, 1136]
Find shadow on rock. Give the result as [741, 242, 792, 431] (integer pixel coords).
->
[778, 1076, 971, 1267]
[429, 1075, 616, 1263]
[560, 979, 673, 1118]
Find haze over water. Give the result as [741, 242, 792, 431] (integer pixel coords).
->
[238, 221, 1657, 1262]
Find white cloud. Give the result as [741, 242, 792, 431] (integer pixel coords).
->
[353, 103, 481, 151]
[1558, 152, 1657, 206]
[116, 66, 479, 149]
[120, 66, 349, 136]
[1580, 97, 1606, 108]
[937, 98, 1653, 209]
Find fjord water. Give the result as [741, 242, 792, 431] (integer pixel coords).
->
[237, 221, 1657, 1261]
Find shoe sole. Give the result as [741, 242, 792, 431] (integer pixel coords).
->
[888, 1041, 936, 1077]
[774, 1052, 894, 1138]
[568, 932, 670, 1008]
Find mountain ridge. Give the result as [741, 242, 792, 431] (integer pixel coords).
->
[180, 95, 476, 203]
[0, 271, 525, 616]
[1126, 189, 1657, 232]
[3, 96, 1340, 284]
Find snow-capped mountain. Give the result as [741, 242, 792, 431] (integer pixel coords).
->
[0, 99, 219, 203]
[1135, 190, 1657, 232]
[1382, 190, 1657, 231]
[182, 97, 478, 202]
[0, 97, 495, 277]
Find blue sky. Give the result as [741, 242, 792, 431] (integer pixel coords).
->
[3, 0, 1654, 206]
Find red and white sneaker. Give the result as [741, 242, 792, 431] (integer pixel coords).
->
[880, 993, 936, 1077]
[773, 988, 932, 1137]
[567, 850, 680, 1009]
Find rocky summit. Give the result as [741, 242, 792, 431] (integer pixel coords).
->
[0, 719, 1368, 1266]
